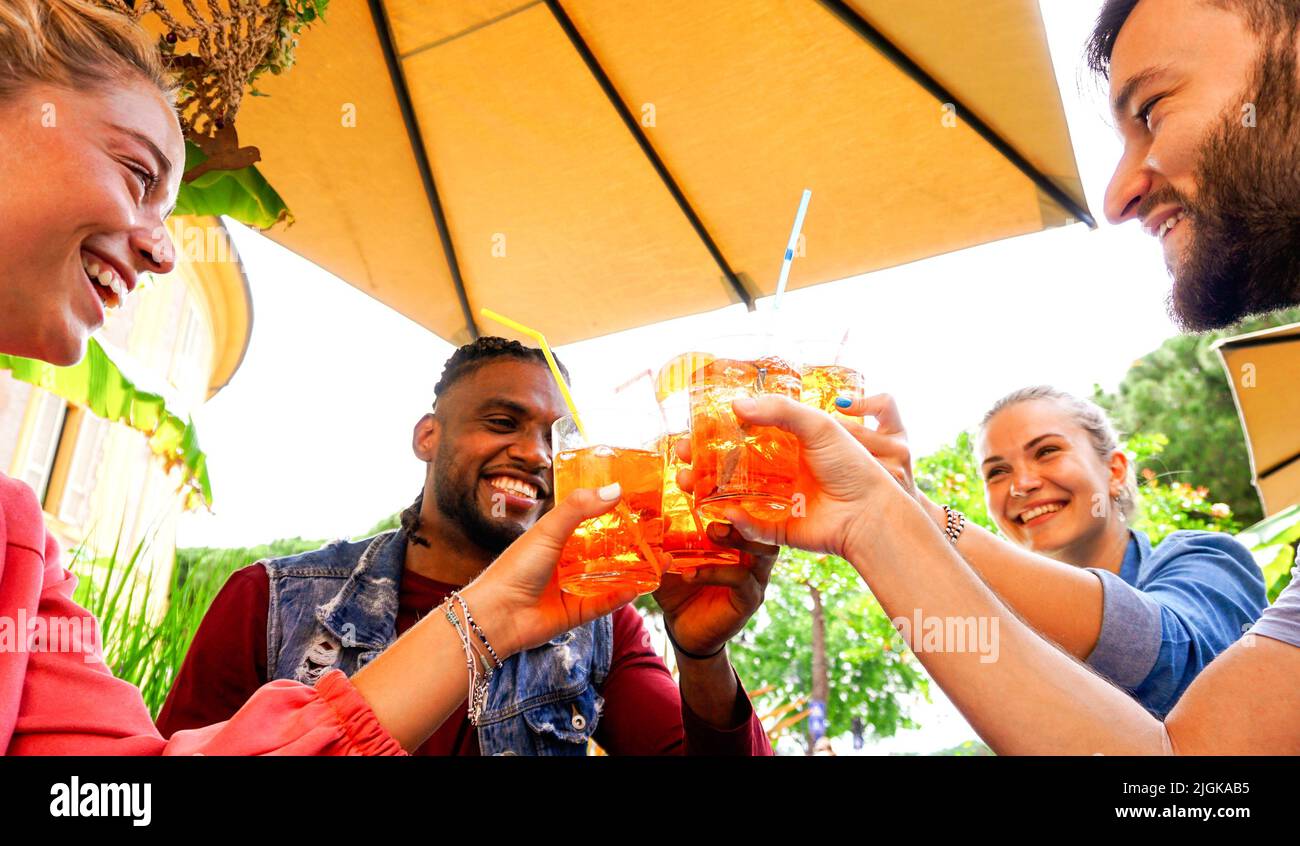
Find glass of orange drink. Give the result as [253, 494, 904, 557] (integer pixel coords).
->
[553, 412, 665, 596]
[686, 336, 802, 523]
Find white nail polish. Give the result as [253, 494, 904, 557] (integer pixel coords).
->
[597, 482, 621, 501]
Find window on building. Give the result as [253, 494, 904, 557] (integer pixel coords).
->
[17, 390, 67, 504]
[169, 300, 209, 392]
[57, 412, 109, 527]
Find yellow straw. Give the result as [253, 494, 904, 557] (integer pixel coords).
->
[479, 307, 659, 572]
[480, 308, 586, 439]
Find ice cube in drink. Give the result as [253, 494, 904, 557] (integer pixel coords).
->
[800, 364, 866, 418]
[688, 355, 801, 522]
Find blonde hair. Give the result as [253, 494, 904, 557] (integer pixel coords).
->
[980, 385, 1139, 520]
[0, 0, 171, 103]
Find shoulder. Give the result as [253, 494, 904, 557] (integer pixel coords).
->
[260, 534, 388, 578]
[1149, 530, 1254, 565]
[610, 604, 652, 651]
[0, 473, 45, 553]
[1140, 530, 1263, 588]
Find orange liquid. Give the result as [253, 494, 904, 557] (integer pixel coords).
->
[554, 445, 664, 596]
[689, 356, 801, 522]
[660, 432, 743, 574]
[800, 365, 866, 415]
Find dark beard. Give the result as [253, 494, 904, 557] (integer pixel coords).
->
[1165, 36, 1300, 331]
[432, 440, 524, 556]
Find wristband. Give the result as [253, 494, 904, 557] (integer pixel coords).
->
[664, 621, 726, 661]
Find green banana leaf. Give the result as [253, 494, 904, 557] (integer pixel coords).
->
[0, 338, 212, 510]
[174, 141, 292, 230]
[1236, 505, 1300, 601]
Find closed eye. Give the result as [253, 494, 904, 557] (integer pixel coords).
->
[1036, 445, 1060, 459]
[124, 160, 159, 199]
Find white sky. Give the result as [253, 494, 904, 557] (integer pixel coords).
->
[178, 0, 1179, 549]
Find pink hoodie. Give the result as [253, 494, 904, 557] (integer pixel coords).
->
[0, 473, 404, 755]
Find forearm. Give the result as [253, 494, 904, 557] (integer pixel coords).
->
[351, 583, 501, 752]
[918, 496, 1104, 658]
[674, 649, 743, 729]
[851, 492, 1169, 755]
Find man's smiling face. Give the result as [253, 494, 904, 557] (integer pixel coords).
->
[1102, 0, 1300, 330]
[422, 358, 569, 554]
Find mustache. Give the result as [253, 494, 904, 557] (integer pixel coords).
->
[1136, 186, 1194, 224]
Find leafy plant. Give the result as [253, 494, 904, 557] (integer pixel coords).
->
[1235, 505, 1300, 602]
[729, 549, 929, 752]
[175, 141, 291, 229]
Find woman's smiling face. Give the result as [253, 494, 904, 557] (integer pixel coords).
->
[0, 79, 184, 365]
[978, 398, 1126, 561]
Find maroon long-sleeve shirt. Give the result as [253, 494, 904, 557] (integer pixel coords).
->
[157, 563, 771, 755]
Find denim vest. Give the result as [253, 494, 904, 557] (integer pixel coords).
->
[262, 528, 614, 755]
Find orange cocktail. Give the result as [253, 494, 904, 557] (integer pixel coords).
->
[660, 432, 743, 573]
[800, 364, 866, 418]
[689, 355, 802, 522]
[553, 428, 664, 596]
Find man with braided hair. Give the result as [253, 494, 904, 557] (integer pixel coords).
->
[158, 337, 773, 755]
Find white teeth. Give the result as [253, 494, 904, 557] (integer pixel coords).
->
[1159, 212, 1186, 239]
[81, 255, 129, 306]
[488, 476, 538, 499]
[1020, 503, 1064, 523]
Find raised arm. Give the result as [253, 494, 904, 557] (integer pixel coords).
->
[681, 395, 1300, 755]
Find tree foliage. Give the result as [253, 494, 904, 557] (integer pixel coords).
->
[729, 549, 929, 752]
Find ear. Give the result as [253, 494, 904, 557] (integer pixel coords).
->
[1107, 449, 1130, 498]
[412, 413, 439, 462]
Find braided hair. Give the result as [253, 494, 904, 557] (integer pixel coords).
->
[401, 336, 570, 545]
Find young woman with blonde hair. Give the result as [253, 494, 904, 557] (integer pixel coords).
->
[0, 0, 637, 755]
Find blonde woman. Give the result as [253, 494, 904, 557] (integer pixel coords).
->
[0, 0, 636, 755]
[847, 387, 1265, 716]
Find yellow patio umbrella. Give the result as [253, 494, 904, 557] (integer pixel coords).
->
[1215, 323, 1300, 517]
[232, 0, 1092, 346]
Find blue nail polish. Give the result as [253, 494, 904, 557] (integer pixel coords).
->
[834, 396, 853, 409]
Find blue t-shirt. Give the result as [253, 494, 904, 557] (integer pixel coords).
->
[1085, 529, 1267, 717]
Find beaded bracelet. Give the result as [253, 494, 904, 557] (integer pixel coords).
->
[942, 506, 967, 546]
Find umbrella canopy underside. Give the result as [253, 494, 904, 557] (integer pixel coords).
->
[1218, 324, 1300, 517]
[236, 0, 1090, 346]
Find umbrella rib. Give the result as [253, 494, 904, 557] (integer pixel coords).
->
[367, 0, 480, 340]
[1259, 450, 1300, 481]
[544, 0, 755, 310]
[814, 0, 1096, 230]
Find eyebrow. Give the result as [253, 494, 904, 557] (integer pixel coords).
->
[477, 397, 533, 417]
[1111, 65, 1172, 120]
[110, 123, 176, 215]
[980, 433, 1065, 467]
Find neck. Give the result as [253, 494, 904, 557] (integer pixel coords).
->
[1055, 519, 1131, 574]
[403, 507, 495, 586]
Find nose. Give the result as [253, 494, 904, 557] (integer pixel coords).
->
[131, 222, 176, 276]
[1009, 470, 1042, 499]
[1103, 147, 1152, 226]
[508, 425, 553, 472]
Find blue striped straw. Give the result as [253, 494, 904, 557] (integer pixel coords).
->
[772, 188, 812, 311]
